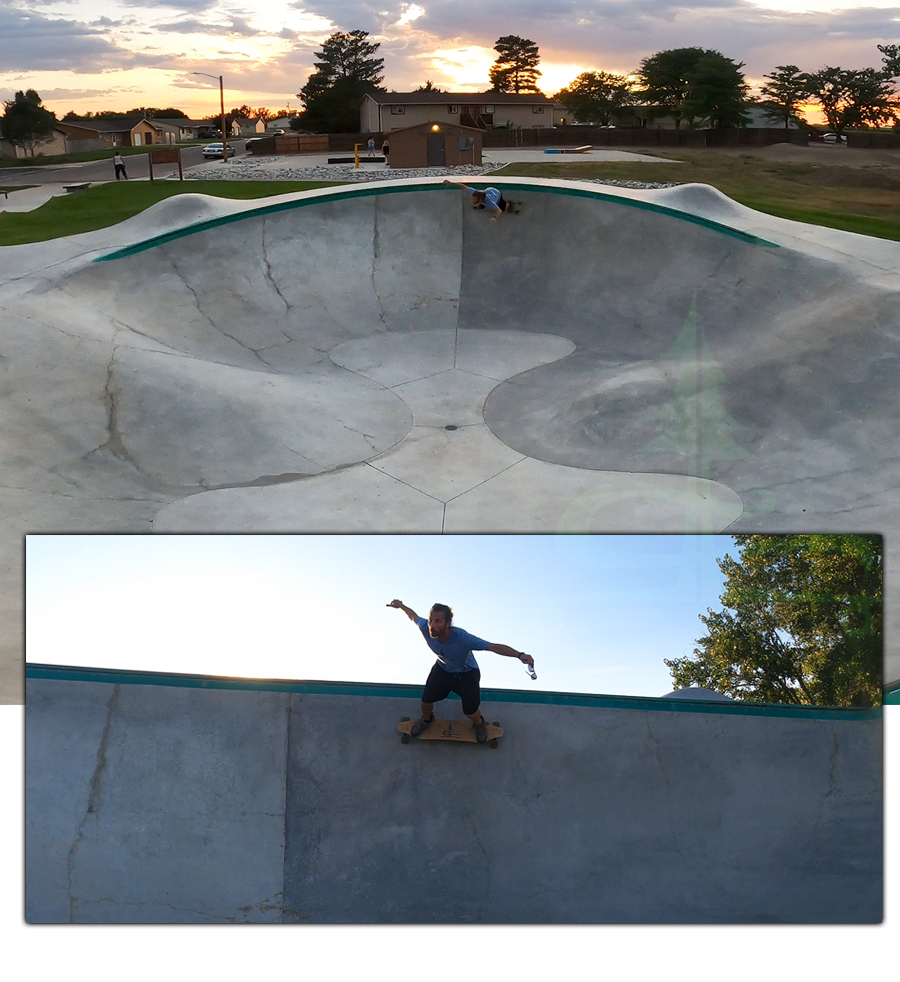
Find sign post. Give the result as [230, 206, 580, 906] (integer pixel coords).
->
[148, 148, 183, 182]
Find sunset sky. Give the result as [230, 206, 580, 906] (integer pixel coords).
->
[1, 1, 897, 120]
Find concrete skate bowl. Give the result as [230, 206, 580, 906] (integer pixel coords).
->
[5, 178, 900, 540]
[25, 665, 883, 924]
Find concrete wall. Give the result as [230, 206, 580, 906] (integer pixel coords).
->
[25, 668, 883, 924]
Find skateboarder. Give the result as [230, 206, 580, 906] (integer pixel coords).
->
[442, 179, 521, 220]
[387, 599, 534, 742]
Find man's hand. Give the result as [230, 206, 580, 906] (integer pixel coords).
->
[488, 644, 533, 667]
[387, 599, 418, 622]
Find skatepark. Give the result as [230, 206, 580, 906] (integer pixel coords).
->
[3, 175, 900, 702]
[25, 664, 883, 923]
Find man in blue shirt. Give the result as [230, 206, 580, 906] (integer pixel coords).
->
[442, 180, 521, 220]
[387, 599, 535, 742]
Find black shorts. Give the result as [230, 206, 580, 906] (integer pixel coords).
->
[422, 663, 481, 715]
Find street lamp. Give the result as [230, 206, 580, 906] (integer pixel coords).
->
[191, 71, 227, 163]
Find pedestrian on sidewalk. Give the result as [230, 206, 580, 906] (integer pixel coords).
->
[113, 153, 128, 181]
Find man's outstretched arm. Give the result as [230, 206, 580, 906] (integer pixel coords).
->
[387, 599, 419, 623]
[488, 643, 534, 668]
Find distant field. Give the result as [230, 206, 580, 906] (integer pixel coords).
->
[2, 147, 900, 245]
[494, 148, 900, 241]
[0, 180, 343, 246]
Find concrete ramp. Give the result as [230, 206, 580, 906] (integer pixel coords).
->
[25, 666, 883, 923]
[3, 179, 900, 703]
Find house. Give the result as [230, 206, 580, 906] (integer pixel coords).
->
[265, 115, 295, 134]
[360, 91, 557, 133]
[229, 115, 267, 137]
[0, 126, 69, 159]
[57, 116, 208, 152]
[386, 121, 483, 168]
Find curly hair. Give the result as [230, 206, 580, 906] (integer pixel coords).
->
[429, 603, 453, 624]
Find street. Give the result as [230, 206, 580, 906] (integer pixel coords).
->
[0, 140, 248, 185]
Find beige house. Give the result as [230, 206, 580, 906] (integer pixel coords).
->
[0, 127, 69, 159]
[360, 91, 556, 133]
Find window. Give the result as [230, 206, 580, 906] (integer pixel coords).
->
[390, 105, 405, 115]
[448, 104, 459, 114]
[484, 105, 495, 113]
[532, 105, 544, 114]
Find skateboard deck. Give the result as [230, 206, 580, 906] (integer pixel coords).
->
[397, 717, 503, 748]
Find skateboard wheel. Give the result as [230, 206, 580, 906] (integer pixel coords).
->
[401, 734, 410, 744]
[401, 716, 410, 722]
[490, 739, 498, 749]
[492, 721, 499, 726]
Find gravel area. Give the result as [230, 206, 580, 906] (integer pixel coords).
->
[185, 156, 679, 190]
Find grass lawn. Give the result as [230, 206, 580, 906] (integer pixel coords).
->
[3, 149, 899, 245]
[494, 149, 900, 241]
[0, 179, 345, 246]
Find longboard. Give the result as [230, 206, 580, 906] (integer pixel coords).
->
[397, 716, 503, 748]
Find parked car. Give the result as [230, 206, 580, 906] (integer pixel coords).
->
[202, 143, 236, 159]
[822, 132, 846, 144]
[271, 128, 285, 136]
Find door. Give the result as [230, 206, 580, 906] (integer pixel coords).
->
[426, 132, 445, 166]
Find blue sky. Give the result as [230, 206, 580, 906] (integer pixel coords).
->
[26, 533, 732, 697]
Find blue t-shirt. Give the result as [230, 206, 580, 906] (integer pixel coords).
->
[416, 617, 491, 673]
[468, 187, 502, 211]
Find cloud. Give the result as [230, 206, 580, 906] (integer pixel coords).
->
[290, 1, 900, 78]
[0, 7, 172, 72]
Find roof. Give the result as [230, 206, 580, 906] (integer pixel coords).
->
[59, 116, 207, 133]
[365, 91, 554, 106]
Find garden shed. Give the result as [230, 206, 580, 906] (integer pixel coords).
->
[387, 121, 482, 169]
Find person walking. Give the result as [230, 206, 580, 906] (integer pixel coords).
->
[442, 179, 521, 220]
[113, 153, 128, 181]
[387, 599, 534, 742]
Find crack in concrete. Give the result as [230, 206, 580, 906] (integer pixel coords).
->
[98, 345, 129, 463]
[825, 725, 841, 798]
[647, 721, 688, 864]
[66, 684, 121, 922]
[365, 198, 395, 334]
[261, 218, 291, 312]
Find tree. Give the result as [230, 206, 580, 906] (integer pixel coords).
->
[637, 47, 749, 128]
[664, 535, 883, 707]
[805, 66, 899, 135]
[878, 43, 900, 79]
[637, 47, 707, 127]
[682, 51, 751, 127]
[555, 71, 636, 125]
[1, 89, 57, 157]
[297, 30, 384, 132]
[489, 36, 542, 93]
[414, 80, 444, 93]
[759, 65, 809, 131]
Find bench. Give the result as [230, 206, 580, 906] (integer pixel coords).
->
[63, 182, 92, 192]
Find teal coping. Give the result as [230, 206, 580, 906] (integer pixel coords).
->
[93, 181, 779, 263]
[884, 678, 900, 705]
[26, 663, 880, 721]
